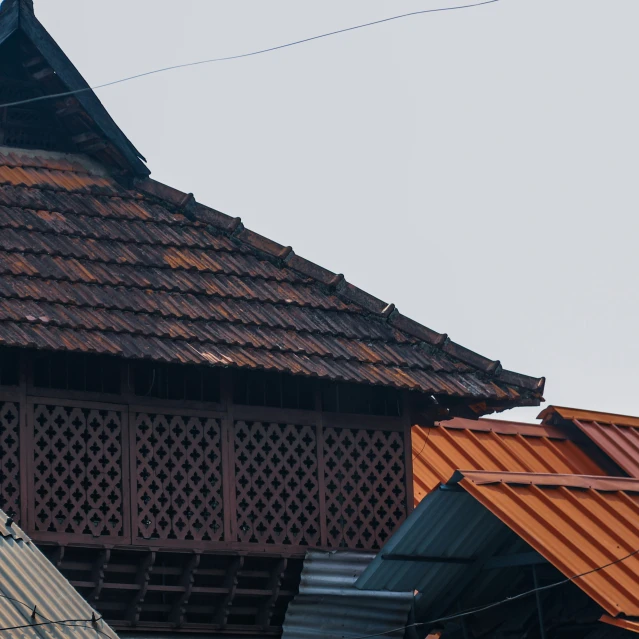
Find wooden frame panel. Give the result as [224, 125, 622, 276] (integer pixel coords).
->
[26, 396, 130, 545]
[6, 350, 412, 555]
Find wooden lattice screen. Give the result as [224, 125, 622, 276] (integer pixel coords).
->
[0, 398, 408, 552]
[0, 402, 19, 521]
[135, 412, 224, 543]
[31, 403, 125, 540]
[234, 421, 321, 546]
[323, 427, 407, 550]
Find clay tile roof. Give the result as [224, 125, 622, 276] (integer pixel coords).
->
[0, 0, 545, 409]
[455, 470, 639, 620]
[0, 148, 546, 408]
[539, 406, 639, 479]
[412, 416, 607, 505]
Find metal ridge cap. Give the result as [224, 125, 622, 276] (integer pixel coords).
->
[131, 177, 544, 393]
[432, 416, 570, 440]
[454, 470, 639, 493]
[539, 405, 639, 429]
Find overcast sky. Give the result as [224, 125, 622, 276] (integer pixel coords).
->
[36, 0, 639, 422]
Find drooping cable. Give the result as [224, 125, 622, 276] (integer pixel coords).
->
[0, 0, 500, 110]
[344, 545, 639, 639]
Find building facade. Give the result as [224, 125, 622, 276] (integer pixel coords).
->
[0, 0, 544, 634]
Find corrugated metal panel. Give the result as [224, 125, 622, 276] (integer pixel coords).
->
[355, 486, 512, 611]
[282, 551, 413, 639]
[0, 146, 543, 404]
[458, 470, 639, 618]
[413, 417, 606, 505]
[0, 515, 118, 639]
[540, 406, 639, 478]
[359, 470, 639, 628]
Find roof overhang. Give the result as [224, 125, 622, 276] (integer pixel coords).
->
[356, 470, 639, 633]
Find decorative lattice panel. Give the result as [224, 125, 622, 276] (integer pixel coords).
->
[323, 428, 406, 550]
[0, 403, 20, 521]
[135, 413, 224, 542]
[234, 421, 320, 546]
[32, 404, 124, 537]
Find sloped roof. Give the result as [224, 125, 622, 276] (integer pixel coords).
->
[0, 1, 545, 407]
[357, 471, 639, 632]
[0, 146, 544, 406]
[458, 471, 639, 620]
[540, 406, 639, 478]
[0, 511, 118, 639]
[412, 417, 606, 505]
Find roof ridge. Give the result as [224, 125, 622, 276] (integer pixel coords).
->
[134, 177, 545, 394]
[539, 405, 639, 429]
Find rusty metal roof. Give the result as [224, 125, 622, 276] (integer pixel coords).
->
[0, 146, 544, 405]
[540, 406, 639, 478]
[0, 512, 118, 639]
[458, 471, 639, 619]
[412, 417, 606, 505]
[282, 550, 413, 639]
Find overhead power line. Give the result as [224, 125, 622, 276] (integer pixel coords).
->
[0, 586, 111, 638]
[0, 0, 500, 110]
[345, 545, 639, 639]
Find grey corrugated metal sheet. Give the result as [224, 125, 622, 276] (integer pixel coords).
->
[282, 551, 413, 639]
[0, 514, 118, 639]
[355, 487, 512, 612]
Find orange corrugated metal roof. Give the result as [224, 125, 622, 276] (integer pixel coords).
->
[540, 406, 639, 479]
[412, 417, 606, 506]
[456, 470, 639, 619]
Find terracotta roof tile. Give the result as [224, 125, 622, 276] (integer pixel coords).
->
[0, 148, 544, 405]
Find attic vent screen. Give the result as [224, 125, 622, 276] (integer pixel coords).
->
[33, 351, 121, 394]
[0, 348, 19, 386]
[132, 361, 221, 403]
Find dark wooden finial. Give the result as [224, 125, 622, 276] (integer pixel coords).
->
[0, 0, 34, 15]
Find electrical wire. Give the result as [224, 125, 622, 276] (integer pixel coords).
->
[412, 424, 432, 460]
[0, 0, 500, 110]
[0, 618, 111, 637]
[344, 545, 639, 639]
[0, 587, 111, 637]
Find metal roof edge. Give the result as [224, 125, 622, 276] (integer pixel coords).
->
[539, 405, 639, 429]
[455, 470, 639, 492]
[600, 614, 639, 634]
[433, 416, 571, 439]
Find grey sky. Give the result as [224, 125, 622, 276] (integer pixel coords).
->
[36, 0, 639, 422]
